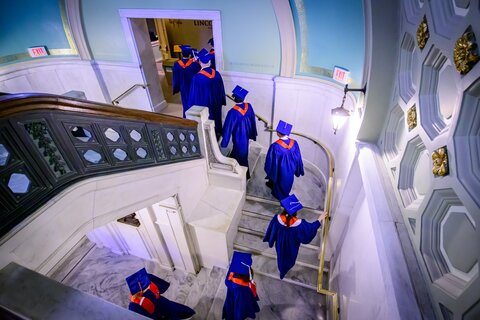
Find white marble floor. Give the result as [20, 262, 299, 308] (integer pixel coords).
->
[53, 238, 326, 320]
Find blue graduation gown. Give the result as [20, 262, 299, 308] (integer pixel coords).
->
[222, 274, 260, 320]
[264, 138, 304, 200]
[172, 58, 201, 117]
[188, 67, 226, 135]
[220, 102, 257, 167]
[128, 274, 196, 320]
[263, 215, 321, 279]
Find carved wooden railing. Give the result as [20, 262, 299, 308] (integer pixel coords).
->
[255, 113, 339, 320]
[0, 93, 202, 237]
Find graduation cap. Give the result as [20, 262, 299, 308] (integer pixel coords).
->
[179, 45, 192, 57]
[126, 268, 151, 295]
[280, 194, 303, 215]
[197, 48, 212, 64]
[232, 85, 248, 101]
[208, 38, 214, 47]
[276, 120, 293, 136]
[228, 251, 253, 278]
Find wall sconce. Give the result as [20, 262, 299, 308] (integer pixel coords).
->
[331, 84, 367, 134]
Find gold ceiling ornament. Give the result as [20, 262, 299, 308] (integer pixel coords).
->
[407, 106, 417, 131]
[416, 15, 429, 50]
[453, 28, 479, 75]
[432, 146, 449, 176]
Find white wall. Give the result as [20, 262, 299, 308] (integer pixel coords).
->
[328, 145, 421, 320]
[0, 58, 153, 112]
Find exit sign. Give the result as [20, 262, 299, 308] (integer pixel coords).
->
[28, 46, 49, 57]
[333, 66, 350, 84]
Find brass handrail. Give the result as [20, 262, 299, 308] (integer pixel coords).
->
[112, 83, 149, 105]
[254, 113, 339, 320]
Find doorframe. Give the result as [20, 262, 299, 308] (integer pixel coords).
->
[119, 9, 224, 71]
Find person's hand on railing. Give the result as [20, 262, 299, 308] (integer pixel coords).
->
[318, 211, 328, 222]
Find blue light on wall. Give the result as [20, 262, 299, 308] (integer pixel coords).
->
[0, 0, 77, 65]
[290, 0, 365, 85]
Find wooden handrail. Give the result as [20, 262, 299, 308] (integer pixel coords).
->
[254, 112, 339, 320]
[0, 93, 196, 128]
[0, 92, 202, 237]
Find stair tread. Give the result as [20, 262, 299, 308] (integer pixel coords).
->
[243, 198, 322, 222]
[206, 271, 326, 320]
[234, 231, 320, 268]
[249, 253, 318, 289]
[238, 213, 322, 247]
[190, 266, 226, 320]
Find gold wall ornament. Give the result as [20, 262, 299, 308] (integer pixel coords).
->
[432, 146, 449, 176]
[454, 28, 479, 75]
[407, 106, 417, 131]
[416, 16, 429, 50]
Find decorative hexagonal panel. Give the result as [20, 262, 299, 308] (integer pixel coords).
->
[129, 130, 142, 142]
[136, 147, 147, 159]
[0, 144, 10, 166]
[191, 145, 197, 153]
[398, 136, 431, 208]
[71, 126, 93, 143]
[83, 150, 102, 164]
[419, 46, 452, 140]
[113, 148, 128, 161]
[179, 132, 185, 141]
[437, 63, 458, 120]
[453, 78, 480, 207]
[8, 173, 31, 194]
[104, 128, 120, 142]
[383, 105, 406, 161]
[454, 0, 470, 10]
[170, 146, 177, 155]
[440, 303, 454, 320]
[189, 133, 195, 142]
[441, 207, 477, 278]
[181, 146, 188, 154]
[430, 0, 465, 39]
[399, 33, 417, 103]
[464, 300, 480, 320]
[403, 0, 423, 24]
[421, 189, 478, 296]
[166, 132, 174, 142]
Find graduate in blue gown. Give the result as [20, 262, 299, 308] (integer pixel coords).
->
[188, 48, 226, 138]
[263, 194, 327, 279]
[172, 45, 201, 118]
[221, 85, 258, 179]
[264, 120, 304, 200]
[126, 268, 195, 320]
[208, 38, 216, 70]
[222, 251, 260, 320]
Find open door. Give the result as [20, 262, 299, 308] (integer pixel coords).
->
[130, 18, 166, 112]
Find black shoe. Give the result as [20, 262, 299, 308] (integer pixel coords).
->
[265, 180, 273, 189]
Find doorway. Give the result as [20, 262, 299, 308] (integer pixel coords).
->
[119, 9, 223, 116]
[86, 195, 198, 273]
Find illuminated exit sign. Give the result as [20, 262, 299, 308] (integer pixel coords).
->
[28, 46, 49, 57]
[333, 66, 350, 84]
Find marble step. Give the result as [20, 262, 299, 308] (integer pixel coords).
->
[234, 231, 320, 269]
[249, 252, 318, 290]
[206, 270, 326, 320]
[190, 266, 226, 320]
[244, 197, 323, 222]
[238, 211, 322, 248]
[206, 268, 228, 320]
